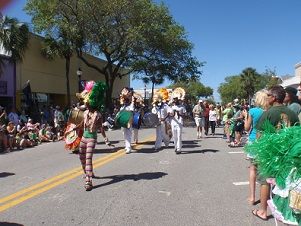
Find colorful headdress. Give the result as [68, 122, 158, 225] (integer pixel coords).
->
[76, 80, 106, 111]
[152, 88, 170, 104]
[133, 92, 144, 106]
[171, 87, 185, 100]
[119, 87, 133, 105]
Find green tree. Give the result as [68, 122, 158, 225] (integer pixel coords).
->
[218, 75, 243, 104]
[25, 0, 201, 107]
[0, 15, 29, 75]
[262, 67, 282, 89]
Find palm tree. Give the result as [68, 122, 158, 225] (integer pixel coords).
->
[240, 67, 260, 104]
[0, 15, 29, 74]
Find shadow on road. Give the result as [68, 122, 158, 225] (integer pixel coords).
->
[0, 222, 24, 226]
[180, 149, 219, 154]
[92, 172, 168, 189]
[0, 172, 15, 178]
[96, 140, 121, 145]
[93, 147, 120, 154]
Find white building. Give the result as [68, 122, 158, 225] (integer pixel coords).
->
[281, 62, 301, 88]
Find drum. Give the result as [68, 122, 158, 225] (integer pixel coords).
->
[132, 112, 142, 129]
[115, 110, 133, 128]
[143, 112, 159, 127]
[68, 109, 84, 125]
[64, 123, 83, 150]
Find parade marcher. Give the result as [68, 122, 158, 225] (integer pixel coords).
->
[67, 81, 107, 191]
[117, 87, 135, 154]
[132, 92, 144, 144]
[168, 87, 186, 154]
[152, 88, 171, 151]
[247, 85, 299, 221]
[192, 99, 204, 139]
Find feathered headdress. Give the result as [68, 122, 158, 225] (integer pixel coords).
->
[171, 87, 186, 100]
[152, 88, 170, 104]
[119, 87, 133, 105]
[76, 80, 106, 111]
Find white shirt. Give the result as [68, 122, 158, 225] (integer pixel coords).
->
[209, 110, 217, 121]
[169, 104, 186, 125]
[152, 103, 170, 121]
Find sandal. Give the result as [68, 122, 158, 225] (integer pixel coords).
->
[84, 181, 93, 191]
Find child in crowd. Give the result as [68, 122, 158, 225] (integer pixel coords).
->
[6, 121, 17, 150]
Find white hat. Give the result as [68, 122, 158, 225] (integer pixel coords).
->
[198, 99, 203, 103]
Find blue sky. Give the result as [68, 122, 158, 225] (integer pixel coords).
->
[3, 0, 301, 100]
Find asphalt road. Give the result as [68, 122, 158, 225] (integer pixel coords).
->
[0, 126, 283, 226]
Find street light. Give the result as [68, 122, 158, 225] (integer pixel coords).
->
[77, 67, 82, 92]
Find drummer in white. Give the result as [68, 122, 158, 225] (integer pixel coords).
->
[119, 88, 135, 154]
[168, 97, 186, 154]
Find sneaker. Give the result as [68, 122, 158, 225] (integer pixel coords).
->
[125, 149, 131, 154]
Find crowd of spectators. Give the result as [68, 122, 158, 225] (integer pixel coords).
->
[0, 105, 66, 153]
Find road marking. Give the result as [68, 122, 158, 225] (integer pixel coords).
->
[233, 181, 249, 186]
[228, 151, 244, 154]
[159, 160, 170, 165]
[158, 191, 171, 196]
[0, 136, 155, 212]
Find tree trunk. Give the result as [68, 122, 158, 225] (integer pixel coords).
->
[65, 56, 71, 107]
[151, 81, 155, 103]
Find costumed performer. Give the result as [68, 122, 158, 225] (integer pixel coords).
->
[168, 87, 186, 154]
[118, 87, 134, 154]
[71, 81, 108, 191]
[152, 88, 172, 151]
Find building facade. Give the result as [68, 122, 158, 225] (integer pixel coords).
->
[0, 33, 130, 110]
[281, 62, 301, 88]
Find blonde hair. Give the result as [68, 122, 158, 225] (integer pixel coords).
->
[254, 90, 270, 110]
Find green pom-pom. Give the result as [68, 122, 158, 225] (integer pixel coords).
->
[245, 123, 301, 189]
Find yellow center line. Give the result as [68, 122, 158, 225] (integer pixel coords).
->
[0, 135, 155, 212]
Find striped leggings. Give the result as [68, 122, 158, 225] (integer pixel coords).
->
[79, 137, 96, 181]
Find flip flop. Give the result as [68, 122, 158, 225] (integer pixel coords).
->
[252, 209, 267, 221]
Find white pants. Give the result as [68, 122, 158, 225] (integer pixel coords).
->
[133, 128, 138, 142]
[171, 123, 183, 151]
[123, 127, 132, 151]
[155, 123, 171, 149]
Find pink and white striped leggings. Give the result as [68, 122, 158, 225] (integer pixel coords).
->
[79, 137, 96, 181]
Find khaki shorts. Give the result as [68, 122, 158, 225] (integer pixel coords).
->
[195, 117, 204, 127]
